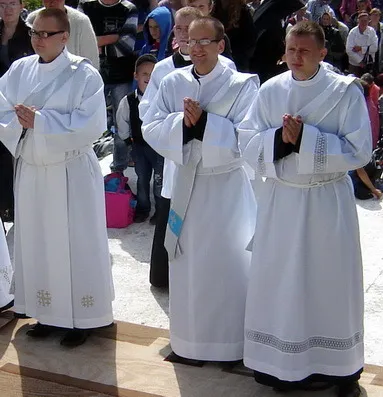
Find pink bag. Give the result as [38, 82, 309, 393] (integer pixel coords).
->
[104, 172, 136, 228]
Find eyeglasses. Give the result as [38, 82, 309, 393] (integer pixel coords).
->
[29, 29, 65, 39]
[188, 39, 222, 47]
[0, 3, 19, 9]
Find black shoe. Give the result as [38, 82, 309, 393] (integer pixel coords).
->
[165, 351, 205, 367]
[220, 359, 243, 370]
[301, 381, 333, 391]
[0, 299, 14, 313]
[273, 380, 333, 393]
[338, 381, 361, 397]
[134, 213, 149, 223]
[14, 312, 31, 319]
[149, 213, 157, 225]
[26, 322, 56, 338]
[60, 329, 90, 347]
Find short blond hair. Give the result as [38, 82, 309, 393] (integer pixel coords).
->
[175, 6, 203, 20]
[287, 21, 325, 49]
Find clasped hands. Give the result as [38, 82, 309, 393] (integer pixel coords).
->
[14, 104, 36, 129]
[282, 114, 303, 146]
[184, 97, 203, 128]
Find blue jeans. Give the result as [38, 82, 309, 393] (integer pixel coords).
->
[105, 82, 132, 172]
[134, 143, 164, 215]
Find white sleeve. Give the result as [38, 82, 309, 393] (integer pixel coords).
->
[202, 78, 259, 167]
[141, 78, 186, 165]
[79, 15, 100, 70]
[0, 67, 24, 156]
[116, 96, 131, 141]
[139, 66, 162, 120]
[32, 67, 107, 155]
[238, 90, 280, 178]
[297, 84, 372, 174]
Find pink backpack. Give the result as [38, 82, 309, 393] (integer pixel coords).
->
[104, 172, 136, 228]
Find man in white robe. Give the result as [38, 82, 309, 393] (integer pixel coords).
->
[139, 6, 236, 289]
[142, 16, 258, 363]
[0, 221, 13, 312]
[0, 9, 114, 347]
[239, 21, 371, 397]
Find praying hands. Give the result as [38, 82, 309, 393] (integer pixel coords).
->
[184, 97, 203, 128]
[282, 114, 302, 145]
[15, 104, 36, 129]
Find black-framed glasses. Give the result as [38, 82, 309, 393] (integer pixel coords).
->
[29, 29, 65, 39]
[188, 39, 222, 47]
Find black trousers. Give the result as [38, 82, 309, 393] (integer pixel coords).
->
[149, 197, 170, 288]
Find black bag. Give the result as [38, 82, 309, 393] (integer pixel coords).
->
[362, 45, 374, 73]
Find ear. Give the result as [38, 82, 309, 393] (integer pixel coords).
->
[320, 47, 328, 60]
[134, 71, 138, 80]
[62, 31, 69, 44]
[217, 38, 225, 55]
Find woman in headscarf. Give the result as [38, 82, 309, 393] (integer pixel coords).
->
[320, 11, 346, 70]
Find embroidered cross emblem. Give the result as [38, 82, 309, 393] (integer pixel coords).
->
[81, 295, 94, 308]
[37, 290, 52, 307]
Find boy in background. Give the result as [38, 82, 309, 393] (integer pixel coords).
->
[117, 55, 163, 223]
[140, 6, 172, 60]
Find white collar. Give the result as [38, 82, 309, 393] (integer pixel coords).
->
[179, 51, 191, 61]
[191, 59, 225, 85]
[38, 48, 68, 71]
[291, 64, 326, 87]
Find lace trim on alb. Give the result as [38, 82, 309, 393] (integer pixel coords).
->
[245, 329, 363, 354]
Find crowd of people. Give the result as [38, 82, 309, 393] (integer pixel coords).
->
[0, 0, 381, 397]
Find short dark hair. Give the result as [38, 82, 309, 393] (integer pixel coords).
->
[287, 21, 325, 49]
[135, 54, 157, 72]
[189, 16, 225, 41]
[35, 8, 70, 34]
[361, 73, 374, 85]
[175, 6, 203, 20]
